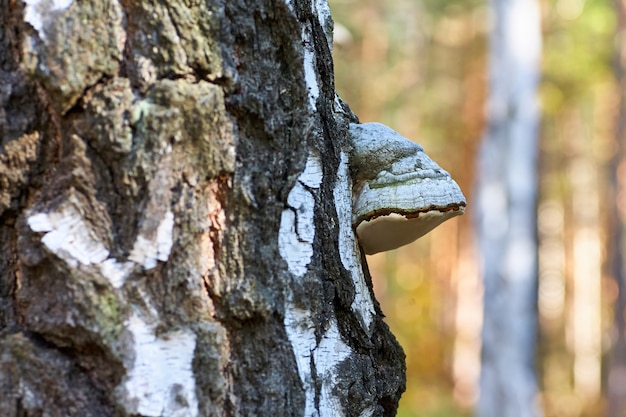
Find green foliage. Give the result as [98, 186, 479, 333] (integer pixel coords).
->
[420, 0, 483, 15]
[542, 0, 615, 115]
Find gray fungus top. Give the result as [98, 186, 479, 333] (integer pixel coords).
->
[349, 122, 466, 254]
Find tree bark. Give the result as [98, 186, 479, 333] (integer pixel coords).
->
[0, 1, 407, 416]
[474, 0, 542, 415]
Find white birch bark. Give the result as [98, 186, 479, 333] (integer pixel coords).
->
[474, 0, 542, 415]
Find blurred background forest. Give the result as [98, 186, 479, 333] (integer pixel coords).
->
[328, 0, 620, 416]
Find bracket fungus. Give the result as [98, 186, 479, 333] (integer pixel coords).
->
[349, 122, 466, 255]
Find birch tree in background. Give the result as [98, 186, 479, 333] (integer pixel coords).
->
[474, 0, 542, 415]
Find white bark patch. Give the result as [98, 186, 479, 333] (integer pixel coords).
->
[284, 0, 321, 110]
[28, 204, 175, 288]
[123, 312, 198, 417]
[27, 205, 109, 268]
[284, 306, 351, 417]
[299, 156, 324, 188]
[313, 320, 352, 415]
[99, 258, 134, 289]
[282, 155, 354, 415]
[28, 205, 134, 288]
[129, 211, 175, 270]
[333, 152, 376, 331]
[284, 306, 318, 415]
[278, 155, 322, 277]
[303, 47, 320, 110]
[156, 211, 175, 261]
[23, 0, 74, 39]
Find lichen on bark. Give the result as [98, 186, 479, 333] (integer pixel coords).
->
[22, 0, 126, 113]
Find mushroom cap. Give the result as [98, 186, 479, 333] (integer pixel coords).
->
[349, 122, 466, 254]
[353, 179, 465, 254]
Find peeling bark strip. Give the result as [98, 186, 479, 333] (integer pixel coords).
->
[333, 151, 376, 331]
[279, 155, 322, 277]
[123, 312, 199, 417]
[0, 0, 461, 416]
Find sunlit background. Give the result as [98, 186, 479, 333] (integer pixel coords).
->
[329, 0, 617, 416]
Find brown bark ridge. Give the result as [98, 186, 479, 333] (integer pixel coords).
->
[0, 1, 405, 416]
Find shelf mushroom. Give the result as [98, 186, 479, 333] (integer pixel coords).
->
[349, 122, 466, 255]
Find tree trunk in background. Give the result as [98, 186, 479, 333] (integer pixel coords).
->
[0, 1, 405, 416]
[608, 0, 626, 414]
[474, 0, 542, 415]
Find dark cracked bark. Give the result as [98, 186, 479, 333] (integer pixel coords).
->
[0, 1, 405, 416]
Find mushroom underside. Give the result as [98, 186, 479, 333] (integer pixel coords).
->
[355, 207, 465, 255]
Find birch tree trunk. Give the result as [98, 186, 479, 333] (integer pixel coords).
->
[0, 1, 407, 416]
[474, 0, 542, 415]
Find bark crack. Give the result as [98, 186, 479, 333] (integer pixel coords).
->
[310, 349, 321, 413]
